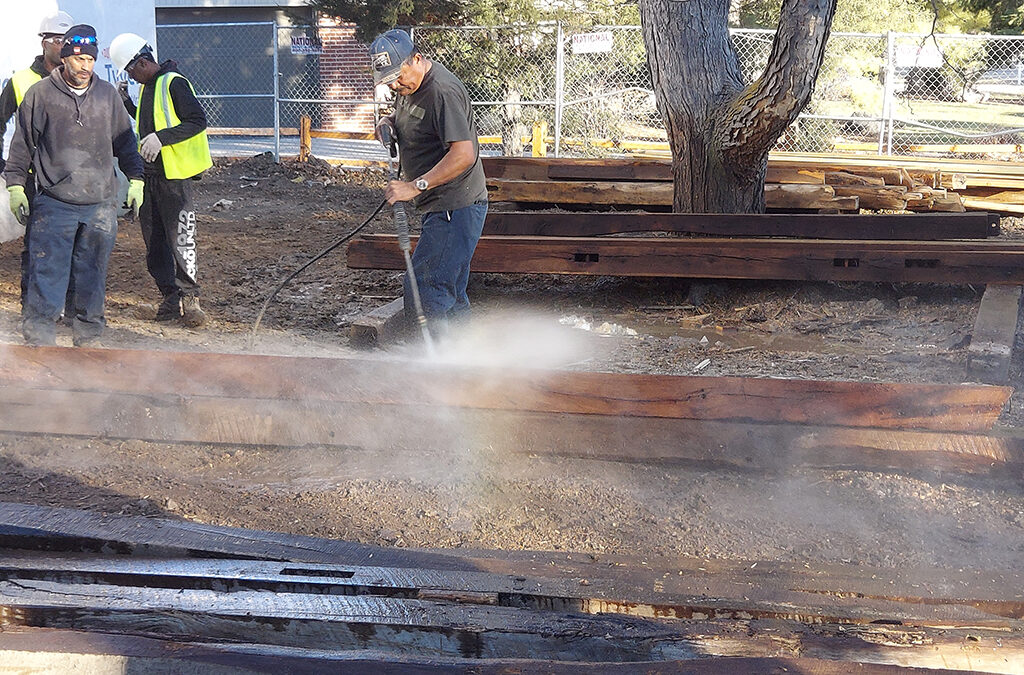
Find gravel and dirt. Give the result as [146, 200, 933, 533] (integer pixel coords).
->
[1, 154, 1022, 574]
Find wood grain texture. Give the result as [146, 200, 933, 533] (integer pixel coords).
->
[0, 345, 1011, 431]
[483, 212, 999, 239]
[348, 234, 1024, 285]
[967, 284, 1024, 384]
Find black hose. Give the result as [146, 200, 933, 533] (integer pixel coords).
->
[248, 199, 388, 349]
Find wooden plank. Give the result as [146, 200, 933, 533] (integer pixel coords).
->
[824, 171, 886, 187]
[962, 197, 1024, 215]
[348, 233, 1024, 285]
[482, 212, 1000, 239]
[764, 183, 859, 210]
[6, 630, 987, 675]
[486, 178, 675, 205]
[769, 152, 1024, 177]
[3, 583, 1018, 667]
[832, 185, 909, 211]
[0, 345, 1012, 431]
[0, 501, 475, 571]
[967, 284, 1024, 384]
[960, 187, 1024, 204]
[486, 179, 857, 210]
[1, 387, 1020, 475]
[3, 506, 1023, 629]
[349, 297, 406, 348]
[1, 555, 1022, 650]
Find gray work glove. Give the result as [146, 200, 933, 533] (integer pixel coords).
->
[140, 133, 163, 162]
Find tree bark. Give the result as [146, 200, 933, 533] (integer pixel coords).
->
[639, 0, 836, 213]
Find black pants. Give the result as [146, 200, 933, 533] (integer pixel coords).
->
[139, 175, 200, 297]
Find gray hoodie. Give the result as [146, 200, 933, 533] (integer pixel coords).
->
[3, 66, 144, 205]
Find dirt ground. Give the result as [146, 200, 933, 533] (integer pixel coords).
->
[1, 154, 1023, 575]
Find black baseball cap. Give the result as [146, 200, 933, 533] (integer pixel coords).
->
[370, 29, 415, 85]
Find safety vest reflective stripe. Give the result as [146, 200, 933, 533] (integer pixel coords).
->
[137, 72, 212, 180]
[11, 68, 43, 106]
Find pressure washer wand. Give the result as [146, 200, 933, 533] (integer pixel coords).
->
[380, 124, 435, 355]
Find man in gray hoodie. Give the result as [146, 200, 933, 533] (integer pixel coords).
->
[4, 24, 145, 347]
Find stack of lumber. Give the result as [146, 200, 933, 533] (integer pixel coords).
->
[349, 157, 1019, 285]
[770, 152, 1024, 215]
[483, 156, 977, 213]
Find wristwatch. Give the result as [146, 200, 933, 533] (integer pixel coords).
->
[414, 177, 429, 192]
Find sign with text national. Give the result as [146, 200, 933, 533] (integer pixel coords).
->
[291, 34, 323, 55]
[572, 31, 613, 55]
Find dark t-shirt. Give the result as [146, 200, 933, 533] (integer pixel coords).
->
[393, 60, 487, 213]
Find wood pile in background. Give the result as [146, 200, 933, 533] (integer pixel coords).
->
[484, 154, 1024, 214]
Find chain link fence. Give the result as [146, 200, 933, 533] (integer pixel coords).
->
[411, 25, 559, 156]
[155, 22, 279, 157]
[156, 21, 1024, 161]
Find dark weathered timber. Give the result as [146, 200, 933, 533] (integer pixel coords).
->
[349, 297, 406, 348]
[3, 506, 1022, 624]
[2, 630, 976, 675]
[483, 212, 1000, 239]
[1, 595, 1019, 668]
[967, 284, 1024, 384]
[0, 345, 1011, 430]
[347, 234, 1024, 285]
[2, 387, 1021, 476]
[0, 501, 470, 571]
[3, 554, 1021, 627]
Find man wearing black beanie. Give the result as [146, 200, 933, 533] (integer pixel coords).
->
[2, 24, 146, 347]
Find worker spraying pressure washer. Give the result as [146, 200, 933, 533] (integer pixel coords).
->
[369, 29, 488, 340]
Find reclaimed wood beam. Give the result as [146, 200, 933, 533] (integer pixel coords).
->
[349, 297, 406, 348]
[483, 212, 1000, 239]
[486, 179, 859, 210]
[0, 345, 1011, 431]
[3, 582, 1019, 665]
[347, 234, 1024, 285]
[0, 630, 983, 675]
[967, 284, 1024, 384]
[2, 505, 1022, 627]
[2, 388, 1020, 475]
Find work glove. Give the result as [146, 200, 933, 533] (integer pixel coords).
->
[140, 133, 163, 162]
[126, 179, 144, 219]
[7, 185, 29, 225]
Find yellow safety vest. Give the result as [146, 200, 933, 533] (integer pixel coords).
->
[11, 68, 43, 106]
[138, 72, 212, 180]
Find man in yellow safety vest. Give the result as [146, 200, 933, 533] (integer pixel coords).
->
[0, 10, 75, 311]
[110, 32, 213, 327]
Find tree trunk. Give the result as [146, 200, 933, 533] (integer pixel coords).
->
[639, 0, 836, 213]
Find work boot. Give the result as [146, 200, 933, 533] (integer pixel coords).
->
[181, 295, 207, 328]
[73, 336, 104, 349]
[155, 293, 182, 322]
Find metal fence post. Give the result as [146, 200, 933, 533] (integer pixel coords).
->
[883, 32, 896, 155]
[273, 23, 281, 162]
[554, 22, 565, 158]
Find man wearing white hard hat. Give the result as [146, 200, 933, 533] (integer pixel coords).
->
[0, 10, 74, 312]
[110, 32, 212, 327]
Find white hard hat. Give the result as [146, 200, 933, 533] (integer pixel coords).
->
[109, 32, 154, 72]
[39, 10, 74, 37]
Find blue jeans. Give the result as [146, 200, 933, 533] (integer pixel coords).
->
[404, 200, 487, 333]
[22, 194, 118, 346]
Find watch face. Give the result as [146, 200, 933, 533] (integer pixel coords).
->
[416, 179, 428, 190]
